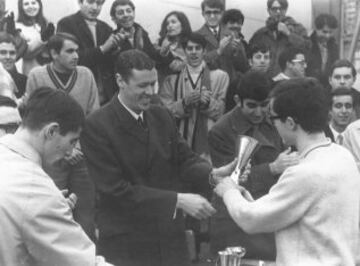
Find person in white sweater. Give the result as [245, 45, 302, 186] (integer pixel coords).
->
[215, 78, 360, 266]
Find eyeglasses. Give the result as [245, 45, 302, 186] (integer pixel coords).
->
[269, 6, 285, 12]
[291, 59, 307, 66]
[204, 10, 222, 16]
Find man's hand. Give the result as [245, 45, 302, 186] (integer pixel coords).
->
[214, 177, 254, 202]
[200, 89, 211, 107]
[61, 189, 78, 210]
[183, 91, 200, 107]
[277, 22, 290, 36]
[159, 36, 172, 55]
[64, 148, 83, 166]
[217, 35, 232, 55]
[177, 193, 216, 219]
[100, 33, 122, 53]
[269, 147, 299, 175]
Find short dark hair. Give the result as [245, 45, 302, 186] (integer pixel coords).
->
[271, 78, 328, 133]
[0, 95, 17, 108]
[247, 42, 271, 59]
[330, 87, 354, 106]
[201, 0, 224, 11]
[158, 11, 192, 46]
[222, 9, 244, 25]
[329, 59, 357, 78]
[235, 70, 272, 102]
[110, 0, 135, 17]
[182, 32, 207, 49]
[0, 32, 16, 48]
[315, 14, 338, 30]
[22, 87, 85, 135]
[48, 33, 79, 55]
[278, 46, 305, 71]
[267, 0, 288, 9]
[115, 49, 155, 82]
[79, 0, 105, 3]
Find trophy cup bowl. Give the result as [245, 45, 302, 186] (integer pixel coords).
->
[230, 135, 259, 184]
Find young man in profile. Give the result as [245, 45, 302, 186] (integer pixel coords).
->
[0, 87, 111, 266]
[215, 78, 360, 266]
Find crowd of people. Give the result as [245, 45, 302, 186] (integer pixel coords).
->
[1, 0, 360, 265]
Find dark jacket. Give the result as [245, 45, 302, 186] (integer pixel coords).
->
[57, 11, 117, 104]
[208, 106, 284, 260]
[80, 96, 212, 266]
[8, 67, 26, 98]
[306, 31, 339, 87]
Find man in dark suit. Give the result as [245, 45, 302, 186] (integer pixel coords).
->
[57, 0, 122, 105]
[81, 49, 233, 266]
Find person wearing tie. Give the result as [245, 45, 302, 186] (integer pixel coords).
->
[324, 88, 354, 144]
[81, 49, 235, 266]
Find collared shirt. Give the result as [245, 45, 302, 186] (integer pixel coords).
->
[0, 134, 96, 266]
[272, 72, 290, 82]
[329, 124, 344, 145]
[118, 94, 144, 121]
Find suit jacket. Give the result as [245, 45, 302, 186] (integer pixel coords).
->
[208, 107, 284, 260]
[306, 31, 339, 88]
[324, 125, 335, 142]
[57, 11, 117, 103]
[80, 96, 212, 266]
[196, 25, 249, 80]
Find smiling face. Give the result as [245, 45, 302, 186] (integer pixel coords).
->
[0, 42, 16, 71]
[22, 0, 40, 18]
[239, 98, 268, 125]
[112, 4, 135, 29]
[330, 95, 353, 129]
[185, 40, 205, 68]
[79, 0, 105, 21]
[117, 68, 158, 113]
[51, 39, 79, 73]
[166, 14, 182, 37]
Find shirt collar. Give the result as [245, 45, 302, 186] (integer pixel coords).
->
[0, 134, 42, 166]
[329, 124, 341, 141]
[299, 138, 332, 159]
[117, 94, 143, 121]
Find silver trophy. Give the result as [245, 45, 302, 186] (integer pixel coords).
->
[217, 246, 246, 266]
[230, 135, 259, 184]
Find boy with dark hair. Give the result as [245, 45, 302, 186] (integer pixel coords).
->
[57, 0, 122, 105]
[216, 77, 360, 265]
[0, 87, 112, 266]
[24, 32, 99, 240]
[273, 46, 306, 82]
[247, 42, 271, 72]
[0, 32, 27, 98]
[307, 13, 339, 87]
[208, 70, 298, 260]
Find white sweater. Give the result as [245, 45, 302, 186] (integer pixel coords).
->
[224, 140, 360, 266]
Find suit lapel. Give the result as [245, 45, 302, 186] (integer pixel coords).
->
[200, 25, 219, 49]
[75, 11, 96, 46]
[110, 97, 149, 144]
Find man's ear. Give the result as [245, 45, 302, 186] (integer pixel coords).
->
[115, 73, 126, 89]
[285, 117, 297, 131]
[49, 49, 57, 61]
[248, 59, 253, 67]
[43, 122, 60, 140]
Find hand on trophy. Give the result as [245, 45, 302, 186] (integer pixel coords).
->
[214, 177, 253, 202]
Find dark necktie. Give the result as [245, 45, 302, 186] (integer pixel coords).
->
[137, 116, 147, 130]
[213, 28, 218, 40]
